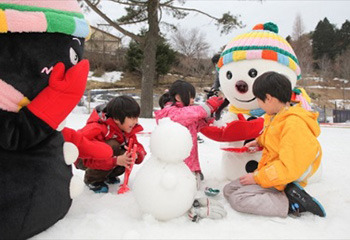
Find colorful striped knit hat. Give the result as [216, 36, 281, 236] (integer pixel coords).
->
[0, 0, 90, 38]
[217, 22, 301, 80]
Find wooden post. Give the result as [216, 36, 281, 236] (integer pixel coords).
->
[88, 90, 91, 114]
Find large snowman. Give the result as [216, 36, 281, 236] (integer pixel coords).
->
[202, 22, 302, 181]
[133, 118, 197, 221]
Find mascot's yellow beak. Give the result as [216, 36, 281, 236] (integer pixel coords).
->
[17, 97, 30, 111]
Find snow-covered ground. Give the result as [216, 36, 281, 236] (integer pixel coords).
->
[88, 71, 123, 83]
[33, 107, 350, 239]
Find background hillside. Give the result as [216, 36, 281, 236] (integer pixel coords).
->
[84, 70, 350, 122]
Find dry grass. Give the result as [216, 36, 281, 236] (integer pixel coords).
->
[86, 72, 214, 91]
[298, 79, 350, 108]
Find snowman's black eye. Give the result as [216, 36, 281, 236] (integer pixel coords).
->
[69, 47, 79, 65]
[226, 71, 232, 80]
[248, 68, 258, 78]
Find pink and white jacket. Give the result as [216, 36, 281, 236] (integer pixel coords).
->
[154, 102, 210, 172]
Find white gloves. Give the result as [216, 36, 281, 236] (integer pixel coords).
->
[188, 197, 227, 222]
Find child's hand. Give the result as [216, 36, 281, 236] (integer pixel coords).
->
[239, 173, 256, 185]
[116, 151, 133, 169]
[244, 140, 260, 153]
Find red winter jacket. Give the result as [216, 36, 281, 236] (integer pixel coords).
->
[63, 109, 146, 170]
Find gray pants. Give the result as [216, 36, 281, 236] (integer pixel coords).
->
[223, 179, 289, 218]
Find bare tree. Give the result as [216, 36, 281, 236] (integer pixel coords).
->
[292, 13, 305, 41]
[290, 14, 313, 77]
[82, 0, 244, 118]
[172, 28, 210, 58]
[318, 55, 333, 85]
[337, 48, 350, 81]
[171, 27, 211, 80]
[335, 48, 350, 102]
[290, 34, 313, 77]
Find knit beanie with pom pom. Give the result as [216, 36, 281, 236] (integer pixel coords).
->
[217, 22, 301, 80]
[0, 0, 90, 38]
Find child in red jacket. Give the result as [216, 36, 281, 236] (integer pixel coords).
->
[63, 95, 146, 193]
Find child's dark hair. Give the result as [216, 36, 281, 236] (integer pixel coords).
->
[103, 95, 140, 123]
[158, 91, 170, 109]
[211, 53, 221, 64]
[253, 72, 292, 103]
[159, 79, 196, 108]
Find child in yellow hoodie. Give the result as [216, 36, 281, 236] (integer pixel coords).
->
[223, 71, 326, 218]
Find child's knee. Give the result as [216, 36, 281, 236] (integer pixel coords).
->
[105, 139, 125, 156]
[223, 179, 241, 198]
[75, 158, 87, 170]
[111, 166, 125, 176]
[84, 168, 110, 184]
[223, 184, 232, 199]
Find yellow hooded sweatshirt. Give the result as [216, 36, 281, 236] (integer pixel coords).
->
[253, 104, 322, 191]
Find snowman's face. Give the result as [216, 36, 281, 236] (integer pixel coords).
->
[219, 59, 297, 110]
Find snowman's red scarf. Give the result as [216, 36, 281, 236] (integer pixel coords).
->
[0, 79, 30, 112]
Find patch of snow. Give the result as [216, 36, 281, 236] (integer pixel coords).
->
[88, 71, 123, 83]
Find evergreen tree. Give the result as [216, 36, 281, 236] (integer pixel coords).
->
[126, 41, 143, 73]
[338, 20, 350, 54]
[312, 18, 337, 61]
[155, 42, 176, 76]
[126, 38, 176, 76]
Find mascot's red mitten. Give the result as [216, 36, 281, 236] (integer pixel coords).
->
[200, 114, 264, 142]
[27, 60, 89, 130]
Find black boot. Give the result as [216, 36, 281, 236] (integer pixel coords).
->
[285, 182, 326, 217]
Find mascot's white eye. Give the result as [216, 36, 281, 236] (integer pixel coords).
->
[248, 68, 258, 78]
[226, 71, 233, 80]
[69, 48, 79, 65]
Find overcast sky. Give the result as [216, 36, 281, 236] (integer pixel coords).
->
[86, 0, 350, 55]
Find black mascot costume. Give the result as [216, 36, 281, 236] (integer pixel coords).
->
[0, 1, 90, 239]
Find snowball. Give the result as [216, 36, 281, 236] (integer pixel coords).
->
[150, 118, 192, 163]
[160, 171, 178, 190]
[133, 158, 196, 221]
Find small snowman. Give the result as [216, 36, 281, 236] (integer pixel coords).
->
[133, 118, 197, 221]
[202, 22, 306, 181]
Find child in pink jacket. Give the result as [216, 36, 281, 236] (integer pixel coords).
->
[155, 80, 223, 185]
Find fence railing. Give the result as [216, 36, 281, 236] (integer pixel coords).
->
[84, 87, 136, 113]
[333, 109, 350, 123]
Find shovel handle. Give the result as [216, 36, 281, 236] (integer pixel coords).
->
[118, 141, 138, 194]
